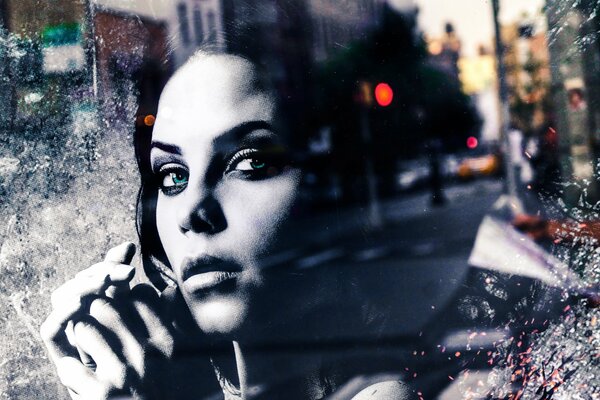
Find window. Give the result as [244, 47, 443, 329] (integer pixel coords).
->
[193, 6, 203, 45]
[177, 3, 190, 46]
[206, 10, 215, 43]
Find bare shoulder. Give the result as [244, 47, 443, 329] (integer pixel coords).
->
[351, 380, 415, 400]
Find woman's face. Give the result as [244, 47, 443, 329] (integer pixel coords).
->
[151, 54, 300, 337]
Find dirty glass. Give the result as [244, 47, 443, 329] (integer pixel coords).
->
[1, 0, 599, 399]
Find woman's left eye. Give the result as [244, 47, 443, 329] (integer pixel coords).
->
[226, 148, 279, 179]
[155, 165, 189, 196]
[233, 158, 267, 171]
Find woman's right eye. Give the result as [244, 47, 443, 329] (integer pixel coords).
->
[157, 167, 189, 196]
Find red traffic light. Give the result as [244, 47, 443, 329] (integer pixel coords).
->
[466, 136, 478, 149]
[374, 83, 393, 107]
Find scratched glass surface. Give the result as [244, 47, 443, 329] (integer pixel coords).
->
[1, 0, 599, 399]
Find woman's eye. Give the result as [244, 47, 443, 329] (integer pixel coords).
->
[233, 158, 267, 171]
[225, 148, 281, 180]
[157, 168, 189, 195]
[163, 172, 188, 187]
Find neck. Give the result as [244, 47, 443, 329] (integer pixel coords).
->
[211, 340, 330, 399]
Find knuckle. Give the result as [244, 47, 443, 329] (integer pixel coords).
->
[73, 320, 93, 337]
[89, 297, 111, 314]
[39, 319, 54, 341]
[50, 287, 66, 308]
[89, 298, 120, 324]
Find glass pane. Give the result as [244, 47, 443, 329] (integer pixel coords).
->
[2, 0, 599, 398]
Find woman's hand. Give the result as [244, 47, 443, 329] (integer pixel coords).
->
[40, 242, 176, 400]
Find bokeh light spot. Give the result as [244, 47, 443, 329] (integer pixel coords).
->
[375, 83, 393, 107]
[144, 114, 156, 127]
[467, 136, 478, 149]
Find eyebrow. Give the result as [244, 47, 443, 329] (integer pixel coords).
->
[150, 120, 274, 154]
[150, 141, 182, 155]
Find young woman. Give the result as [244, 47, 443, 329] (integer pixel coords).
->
[40, 51, 418, 399]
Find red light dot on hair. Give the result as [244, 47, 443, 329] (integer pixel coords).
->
[374, 83, 393, 107]
[144, 114, 156, 127]
[467, 136, 478, 149]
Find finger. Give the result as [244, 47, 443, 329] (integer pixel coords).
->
[51, 274, 110, 310]
[103, 242, 137, 299]
[55, 356, 104, 398]
[67, 388, 79, 400]
[73, 318, 131, 388]
[72, 262, 135, 301]
[40, 303, 82, 361]
[76, 262, 135, 284]
[104, 242, 137, 265]
[89, 298, 145, 374]
[131, 285, 175, 357]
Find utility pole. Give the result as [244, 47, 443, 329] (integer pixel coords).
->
[491, 0, 522, 212]
[83, 0, 99, 100]
[359, 108, 383, 229]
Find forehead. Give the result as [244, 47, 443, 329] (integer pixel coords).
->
[152, 54, 276, 145]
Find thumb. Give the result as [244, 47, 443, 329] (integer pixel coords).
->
[104, 242, 137, 265]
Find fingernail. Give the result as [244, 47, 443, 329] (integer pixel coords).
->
[108, 265, 135, 282]
[105, 242, 137, 264]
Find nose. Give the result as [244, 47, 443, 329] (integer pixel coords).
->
[177, 185, 227, 235]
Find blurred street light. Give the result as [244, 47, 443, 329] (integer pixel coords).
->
[375, 82, 394, 107]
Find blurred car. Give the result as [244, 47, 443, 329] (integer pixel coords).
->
[396, 158, 430, 191]
[396, 155, 460, 191]
[456, 148, 501, 180]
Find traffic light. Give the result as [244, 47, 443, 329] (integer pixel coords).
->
[374, 83, 393, 107]
[466, 136, 478, 149]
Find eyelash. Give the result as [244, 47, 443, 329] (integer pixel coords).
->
[225, 148, 260, 172]
[154, 148, 280, 196]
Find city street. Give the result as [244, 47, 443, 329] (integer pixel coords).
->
[273, 179, 504, 281]
[254, 178, 510, 398]
[258, 178, 507, 342]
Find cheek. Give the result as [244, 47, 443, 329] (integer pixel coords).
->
[219, 170, 300, 261]
[155, 195, 181, 262]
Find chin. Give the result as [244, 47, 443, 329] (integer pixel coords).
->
[188, 295, 250, 337]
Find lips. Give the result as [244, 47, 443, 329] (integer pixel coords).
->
[180, 255, 242, 292]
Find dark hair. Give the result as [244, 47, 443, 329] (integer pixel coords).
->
[134, 112, 174, 291]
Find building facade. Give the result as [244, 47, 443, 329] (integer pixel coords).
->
[545, 0, 600, 179]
